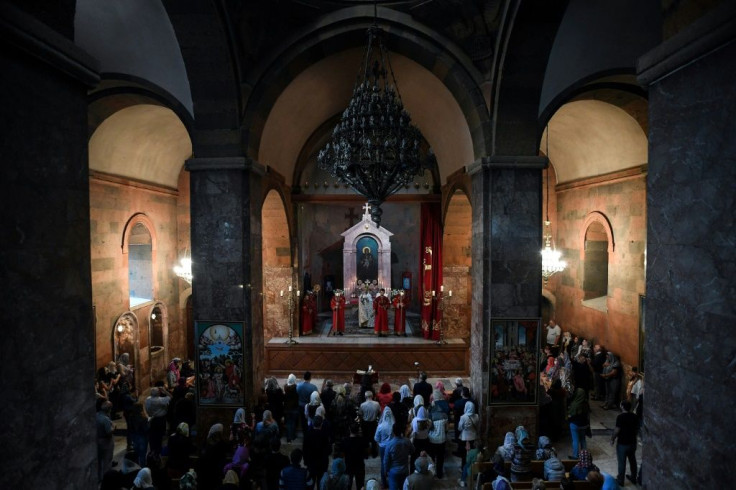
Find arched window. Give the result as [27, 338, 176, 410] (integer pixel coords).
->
[128, 222, 153, 306]
[583, 221, 609, 304]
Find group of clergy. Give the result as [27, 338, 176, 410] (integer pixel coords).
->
[300, 287, 411, 337]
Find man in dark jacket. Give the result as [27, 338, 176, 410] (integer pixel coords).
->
[412, 372, 432, 408]
[591, 344, 607, 401]
[279, 448, 314, 490]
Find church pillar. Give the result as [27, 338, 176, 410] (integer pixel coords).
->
[636, 5, 736, 487]
[186, 156, 264, 433]
[469, 156, 545, 442]
[0, 4, 99, 487]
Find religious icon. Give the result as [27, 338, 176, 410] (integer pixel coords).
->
[195, 321, 245, 406]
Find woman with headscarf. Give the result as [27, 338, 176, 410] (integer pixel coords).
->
[510, 425, 534, 482]
[431, 386, 451, 418]
[535, 435, 557, 461]
[284, 373, 299, 442]
[223, 440, 250, 481]
[458, 401, 479, 478]
[166, 358, 181, 390]
[198, 423, 230, 489]
[601, 352, 622, 410]
[374, 406, 395, 488]
[567, 387, 590, 459]
[495, 432, 516, 462]
[132, 467, 155, 489]
[220, 469, 239, 489]
[265, 377, 285, 429]
[376, 382, 393, 411]
[570, 449, 600, 480]
[319, 457, 351, 490]
[166, 422, 192, 479]
[305, 391, 324, 428]
[409, 406, 432, 470]
[387, 391, 408, 430]
[399, 385, 413, 411]
[230, 407, 254, 449]
[408, 395, 424, 424]
[428, 395, 449, 479]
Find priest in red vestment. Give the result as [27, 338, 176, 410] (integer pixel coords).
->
[373, 288, 390, 336]
[392, 289, 409, 337]
[330, 290, 346, 336]
[301, 291, 315, 335]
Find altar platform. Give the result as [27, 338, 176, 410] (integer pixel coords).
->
[264, 313, 468, 376]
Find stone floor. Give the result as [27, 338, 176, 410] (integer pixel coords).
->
[111, 379, 643, 489]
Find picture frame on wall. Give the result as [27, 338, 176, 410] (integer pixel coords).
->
[489, 318, 541, 405]
[195, 321, 245, 407]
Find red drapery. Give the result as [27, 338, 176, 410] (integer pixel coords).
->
[419, 203, 443, 340]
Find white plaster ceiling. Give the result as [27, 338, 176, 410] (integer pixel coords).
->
[543, 100, 648, 184]
[258, 48, 474, 186]
[89, 105, 192, 189]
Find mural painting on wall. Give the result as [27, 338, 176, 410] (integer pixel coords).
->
[195, 321, 245, 406]
[489, 318, 541, 405]
[357, 235, 378, 282]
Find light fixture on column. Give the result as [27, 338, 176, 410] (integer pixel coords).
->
[174, 256, 193, 284]
[317, 5, 429, 227]
[541, 124, 567, 284]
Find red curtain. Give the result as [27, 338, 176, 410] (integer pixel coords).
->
[419, 203, 443, 340]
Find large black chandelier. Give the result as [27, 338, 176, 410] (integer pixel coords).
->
[317, 22, 426, 227]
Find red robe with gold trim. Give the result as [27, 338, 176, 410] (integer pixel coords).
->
[373, 294, 390, 334]
[392, 292, 409, 335]
[330, 294, 346, 333]
[301, 294, 315, 335]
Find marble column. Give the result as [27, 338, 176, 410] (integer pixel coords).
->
[469, 156, 546, 440]
[186, 157, 264, 433]
[636, 4, 736, 488]
[0, 4, 99, 488]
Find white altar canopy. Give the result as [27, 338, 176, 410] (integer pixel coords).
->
[342, 203, 393, 295]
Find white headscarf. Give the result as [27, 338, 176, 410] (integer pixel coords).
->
[378, 406, 395, 429]
[413, 395, 424, 409]
[287, 373, 297, 386]
[133, 467, 153, 488]
[399, 385, 412, 401]
[309, 391, 322, 406]
[233, 408, 247, 424]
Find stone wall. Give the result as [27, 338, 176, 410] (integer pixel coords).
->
[90, 174, 186, 386]
[551, 172, 647, 367]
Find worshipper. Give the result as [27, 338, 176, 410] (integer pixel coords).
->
[198, 423, 229, 490]
[449, 378, 464, 407]
[320, 379, 337, 421]
[495, 432, 516, 462]
[625, 368, 643, 406]
[412, 372, 432, 408]
[119, 382, 138, 451]
[453, 387, 471, 444]
[145, 386, 171, 455]
[402, 454, 434, 490]
[475, 453, 503, 490]
[284, 374, 300, 442]
[586, 470, 621, 490]
[567, 387, 590, 459]
[600, 353, 622, 410]
[179, 468, 197, 490]
[572, 354, 594, 394]
[431, 384, 451, 418]
[388, 391, 409, 430]
[166, 422, 193, 480]
[373, 288, 390, 336]
[392, 289, 409, 336]
[230, 407, 255, 450]
[254, 409, 281, 464]
[128, 402, 150, 466]
[279, 448, 314, 490]
[611, 400, 639, 486]
[319, 458, 350, 490]
[220, 469, 240, 490]
[375, 406, 396, 488]
[490, 465, 513, 490]
[96, 400, 115, 483]
[303, 415, 331, 486]
[174, 391, 196, 432]
[305, 391, 324, 429]
[331, 383, 350, 441]
[570, 449, 599, 481]
[535, 435, 557, 460]
[364, 478, 380, 490]
[407, 395, 424, 425]
[427, 395, 449, 479]
[510, 425, 534, 482]
[547, 379, 567, 441]
[409, 406, 431, 469]
[577, 339, 592, 359]
[167, 358, 181, 390]
[459, 445, 489, 488]
[382, 422, 414, 490]
[297, 371, 318, 435]
[330, 290, 346, 336]
[264, 438, 290, 490]
[223, 441, 250, 482]
[132, 467, 155, 489]
[376, 382, 393, 411]
[342, 422, 369, 490]
[265, 376, 285, 430]
[545, 319, 562, 353]
[399, 384, 413, 413]
[359, 391, 381, 456]
[531, 478, 547, 490]
[559, 476, 575, 490]
[543, 455, 566, 481]
[591, 345, 607, 401]
[457, 401, 479, 478]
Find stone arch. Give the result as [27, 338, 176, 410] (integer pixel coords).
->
[148, 301, 168, 386]
[261, 189, 292, 341]
[243, 6, 490, 164]
[579, 211, 615, 258]
[580, 212, 614, 302]
[122, 213, 158, 306]
[111, 310, 140, 391]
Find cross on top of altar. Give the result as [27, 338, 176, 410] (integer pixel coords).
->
[362, 203, 371, 219]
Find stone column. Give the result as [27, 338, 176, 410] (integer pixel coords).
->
[469, 156, 546, 441]
[636, 4, 736, 487]
[186, 157, 264, 433]
[0, 4, 99, 488]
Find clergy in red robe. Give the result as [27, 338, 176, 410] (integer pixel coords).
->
[373, 288, 390, 336]
[392, 289, 409, 336]
[301, 291, 315, 335]
[330, 290, 346, 336]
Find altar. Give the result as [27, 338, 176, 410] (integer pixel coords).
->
[342, 203, 393, 296]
